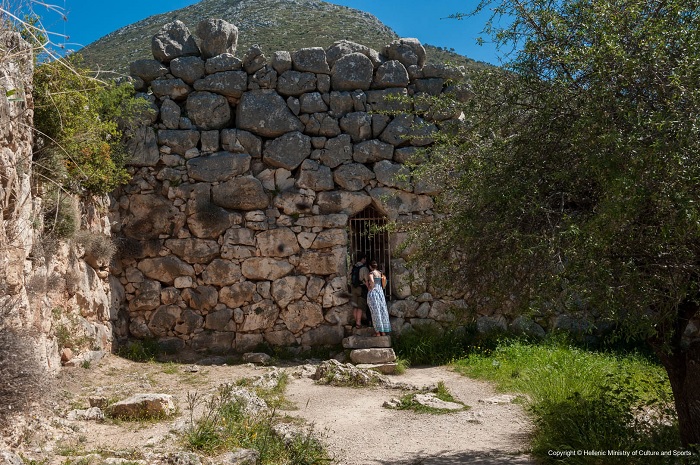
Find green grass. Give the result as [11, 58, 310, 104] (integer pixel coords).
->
[452, 338, 683, 464]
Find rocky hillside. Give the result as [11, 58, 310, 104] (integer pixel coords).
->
[77, 0, 484, 75]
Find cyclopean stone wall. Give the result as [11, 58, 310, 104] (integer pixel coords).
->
[112, 18, 475, 354]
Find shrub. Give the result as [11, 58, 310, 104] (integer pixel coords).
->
[117, 338, 160, 362]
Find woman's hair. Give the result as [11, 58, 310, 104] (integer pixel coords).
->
[370, 260, 379, 270]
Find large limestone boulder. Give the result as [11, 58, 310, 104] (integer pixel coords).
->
[106, 394, 175, 419]
[193, 70, 248, 98]
[205, 308, 234, 331]
[271, 275, 308, 309]
[169, 56, 205, 84]
[219, 281, 257, 308]
[221, 128, 262, 156]
[237, 90, 304, 137]
[158, 129, 200, 155]
[165, 238, 220, 263]
[331, 53, 373, 91]
[350, 348, 397, 364]
[320, 134, 353, 168]
[186, 151, 250, 182]
[123, 194, 185, 239]
[148, 305, 181, 336]
[296, 159, 334, 191]
[187, 205, 241, 239]
[152, 21, 200, 63]
[353, 139, 394, 163]
[129, 279, 161, 312]
[297, 247, 345, 275]
[256, 227, 300, 257]
[369, 187, 433, 219]
[373, 60, 410, 89]
[383, 38, 426, 68]
[281, 301, 324, 333]
[151, 78, 191, 101]
[262, 131, 311, 170]
[130, 59, 168, 83]
[292, 47, 330, 73]
[301, 325, 344, 346]
[374, 160, 411, 190]
[326, 40, 382, 68]
[339, 111, 372, 142]
[333, 163, 375, 191]
[185, 91, 231, 130]
[212, 176, 269, 210]
[277, 70, 317, 96]
[240, 300, 279, 331]
[316, 191, 372, 215]
[191, 331, 235, 352]
[311, 228, 347, 249]
[137, 256, 195, 285]
[196, 19, 238, 59]
[241, 257, 294, 280]
[202, 259, 242, 286]
[126, 126, 159, 167]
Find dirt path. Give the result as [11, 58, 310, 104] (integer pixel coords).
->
[9, 355, 535, 464]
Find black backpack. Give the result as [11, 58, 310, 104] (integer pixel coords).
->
[351, 263, 365, 287]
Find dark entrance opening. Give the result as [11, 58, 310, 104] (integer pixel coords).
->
[349, 205, 391, 299]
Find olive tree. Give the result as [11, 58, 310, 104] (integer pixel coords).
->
[407, 0, 700, 445]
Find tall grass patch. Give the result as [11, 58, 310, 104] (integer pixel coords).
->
[453, 339, 682, 463]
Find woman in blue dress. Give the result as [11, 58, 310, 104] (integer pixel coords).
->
[365, 261, 391, 336]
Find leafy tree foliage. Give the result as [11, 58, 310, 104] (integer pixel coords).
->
[32, 54, 146, 194]
[407, 0, 700, 445]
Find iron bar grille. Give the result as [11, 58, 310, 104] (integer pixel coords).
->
[348, 205, 392, 300]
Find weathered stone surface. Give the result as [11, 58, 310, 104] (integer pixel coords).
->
[339, 112, 372, 142]
[383, 38, 426, 68]
[242, 45, 267, 74]
[152, 20, 199, 63]
[262, 329, 296, 348]
[271, 275, 308, 309]
[262, 131, 311, 170]
[477, 315, 508, 334]
[350, 348, 396, 364]
[187, 152, 250, 182]
[429, 300, 460, 322]
[205, 308, 234, 331]
[272, 188, 315, 215]
[148, 305, 181, 336]
[158, 130, 200, 155]
[374, 160, 411, 190]
[343, 335, 391, 349]
[243, 352, 272, 365]
[282, 301, 323, 333]
[366, 88, 412, 113]
[202, 259, 242, 286]
[170, 56, 205, 84]
[187, 206, 240, 239]
[151, 78, 192, 101]
[320, 134, 353, 168]
[219, 281, 257, 308]
[331, 53, 373, 91]
[413, 393, 464, 411]
[127, 126, 159, 166]
[175, 308, 205, 333]
[422, 63, 464, 80]
[379, 113, 414, 146]
[130, 59, 168, 83]
[326, 40, 382, 68]
[241, 300, 279, 331]
[292, 47, 330, 74]
[353, 139, 393, 163]
[373, 60, 410, 88]
[107, 394, 175, 419]
[370, 187, 433, 219]
[196, 19, 238, 59]
[277, 70, 317, 96]
[294, 214, 348, 228]
[124, 194, 185, 239]
[302, 112, 341, 137]
[301, 324, 344, 346]
[138, 256, 195, 285]
[297, 247, 345, 275]
[165, 238, 219, 263]
[316, 191, 372, 216]
[212, 176, 269, 210]
[299, 92, 328, 114]
[130, 279, 161, 311]
[251, 65, 278, 90]
[193, 70, 248, 98]
[241, 258, 294, 281]
[256, 227, 300, 257]
[271, 50, 292, 73]
[205, 53, 242, 74]
[191, 331, 235, 352]
[237, 90, 304, 137]
[221, 129, 262, 156]
[185, 91, 231, 130]
[415, 78, 444, 96]
[296, 159, 334, 191]
[224, 227, 256, 246]
[333, 163, 375, 191]
[160, 99, 181, 129]
[388, 299, 420, 318]
[182, 286, 218, 312]
[329, 91, 354, 116]
[311, 228, 347, 249]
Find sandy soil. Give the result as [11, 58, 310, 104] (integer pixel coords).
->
[9, 354, 536, 464]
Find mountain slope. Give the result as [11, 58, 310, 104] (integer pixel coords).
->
[77, 0, 482, 75]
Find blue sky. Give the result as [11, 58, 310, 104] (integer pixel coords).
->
[31, 0, 502, 65]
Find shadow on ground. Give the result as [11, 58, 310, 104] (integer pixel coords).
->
[375, 449, 537, 465]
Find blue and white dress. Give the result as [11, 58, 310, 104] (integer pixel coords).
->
[367, 275, 391, 334]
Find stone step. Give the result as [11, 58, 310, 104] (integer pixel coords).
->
[343, 335, 392, 349]
[351, 326, 377, 337]
[350, 348, 396, 364]
[357, 363, 398, 375]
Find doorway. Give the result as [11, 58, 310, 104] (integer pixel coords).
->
[348, 205, 392, 299]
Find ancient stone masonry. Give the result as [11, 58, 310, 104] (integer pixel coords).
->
[115, 18, 477, 353]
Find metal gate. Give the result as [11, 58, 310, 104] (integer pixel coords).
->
[348, 205, 392, 300]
